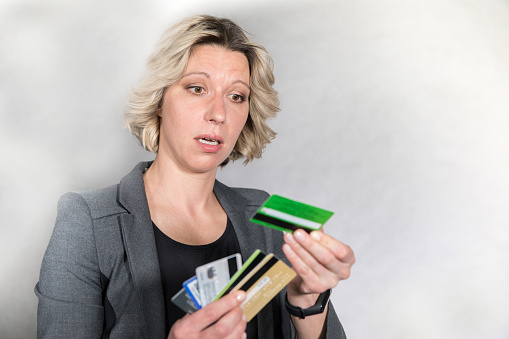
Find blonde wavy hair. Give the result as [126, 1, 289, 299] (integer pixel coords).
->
[125, 15, 279, 166]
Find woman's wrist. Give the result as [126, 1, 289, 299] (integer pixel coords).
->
[286, 289, 331, 319]
[286, 283, 321, 309]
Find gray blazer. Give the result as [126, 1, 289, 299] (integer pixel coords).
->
[35, 161, 346, 338]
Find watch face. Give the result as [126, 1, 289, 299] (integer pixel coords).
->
[308, 289, 331, 315]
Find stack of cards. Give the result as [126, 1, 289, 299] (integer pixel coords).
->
[171, 250, 296, 322]
[250, 194, 334, 233]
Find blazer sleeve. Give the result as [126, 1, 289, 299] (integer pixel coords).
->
[35, 192, 104, 338]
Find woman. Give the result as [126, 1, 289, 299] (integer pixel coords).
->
[35, 15, 355, 338]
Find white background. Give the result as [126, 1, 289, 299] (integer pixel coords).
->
[1, 0, 508, 338]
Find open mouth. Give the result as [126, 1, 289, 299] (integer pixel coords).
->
[198, 138, 220, 146]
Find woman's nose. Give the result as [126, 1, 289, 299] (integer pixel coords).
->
[205, 94, 226, 124]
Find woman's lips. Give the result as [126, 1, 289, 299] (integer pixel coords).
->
[198, 137, 220, 146]
[195, 134, 224, 152]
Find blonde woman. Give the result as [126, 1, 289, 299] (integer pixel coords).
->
[36, 15, 355, 339]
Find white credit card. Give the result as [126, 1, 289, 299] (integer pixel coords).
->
[196, 253, 242, 306]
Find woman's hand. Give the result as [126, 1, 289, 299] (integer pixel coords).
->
[283, 229, 355, 307]
[168, 291, 247, 339]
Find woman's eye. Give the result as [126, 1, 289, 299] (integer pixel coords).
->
[229, 93, 246, 103]
[188, 86, 205, 94]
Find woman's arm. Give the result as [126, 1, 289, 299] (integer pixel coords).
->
[35, 192, 104, 338]
[283, 229, 355, 339]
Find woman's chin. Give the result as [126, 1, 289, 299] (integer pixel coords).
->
[185, 156, 227, 174]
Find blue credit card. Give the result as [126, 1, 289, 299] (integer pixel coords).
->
[183, 276, 201, 309]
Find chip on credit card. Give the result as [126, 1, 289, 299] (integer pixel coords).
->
[250, 194, 334, 233]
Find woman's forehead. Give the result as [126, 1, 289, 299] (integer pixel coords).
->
[183, 45, 250, 84]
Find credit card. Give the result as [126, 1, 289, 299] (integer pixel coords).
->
[241, 259, 296, 321]
[171, 287, 199, 314]
[213, 250, 264, 301]
[196, 253, 242, 306]
[183, 276, 201, 309]
[250, 195, 334, 233]
[233, 255, 278, 293]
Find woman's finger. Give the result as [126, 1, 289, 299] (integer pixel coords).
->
[283, 234, 330, 276]
[202, 306, 247, 339]
[174, 291, 246, 335]
[310, 231, 356, 265]
[284, 231, 339, 275]
[284, 230, 355, 283]
[283, 242, 330, 293]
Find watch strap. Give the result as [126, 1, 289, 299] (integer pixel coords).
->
[285, 289, 331, 319]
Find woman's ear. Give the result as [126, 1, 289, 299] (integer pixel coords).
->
[157, 108, 162, 117]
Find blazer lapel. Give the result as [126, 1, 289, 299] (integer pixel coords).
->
[118, 162, 165, 339]
[213, 181, 259, 260]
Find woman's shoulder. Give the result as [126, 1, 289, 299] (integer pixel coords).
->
[55, 161, 153, 221]
[232, 186, 269, 204]
[58, 183, 126, 220]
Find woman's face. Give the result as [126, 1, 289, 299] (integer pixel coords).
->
[157, 44, 250, 174]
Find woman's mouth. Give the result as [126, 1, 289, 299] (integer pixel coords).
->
[198, 138, 220, 146]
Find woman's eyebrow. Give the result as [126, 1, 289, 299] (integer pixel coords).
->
[181, 71, 210, 79]
[233, 79, 250, 90]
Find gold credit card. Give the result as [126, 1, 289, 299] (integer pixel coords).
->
[241, 259, 296, 321]
[230, 254, 275, 293]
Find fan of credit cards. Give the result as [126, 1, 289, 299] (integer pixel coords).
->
[171, 250, 296, 321]
[171, 195, 333, 321]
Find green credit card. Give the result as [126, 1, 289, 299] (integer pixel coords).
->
[250, 195, 334, 233]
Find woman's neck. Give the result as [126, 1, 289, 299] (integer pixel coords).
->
[143, 155, 227, 245]
[143, 155, 219, 214]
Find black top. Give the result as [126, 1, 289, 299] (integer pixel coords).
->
[153, 218, 258, 338]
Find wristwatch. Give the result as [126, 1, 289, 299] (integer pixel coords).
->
[285, 289, 331, 319]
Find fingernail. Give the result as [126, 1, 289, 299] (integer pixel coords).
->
[283, 243, 293, 253]
[242, 314, 247, 322]
[294, 230, 306, 241]
[236, 291, 246, 302]
[285, 232, 295, 243]
[311, 231, 322, 241]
